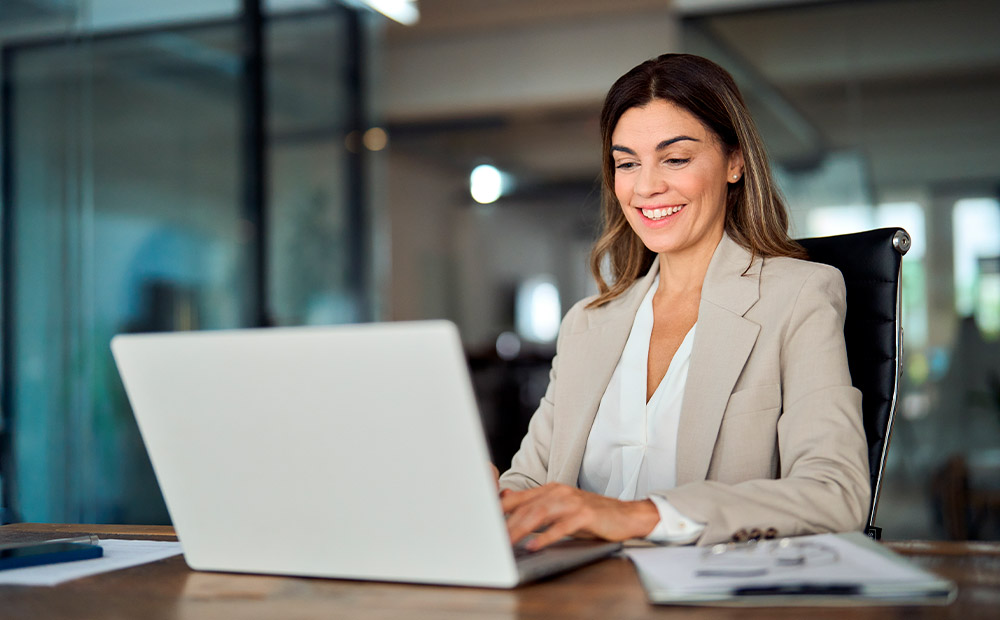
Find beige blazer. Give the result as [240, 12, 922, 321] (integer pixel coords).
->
[500, 234, 871, 545]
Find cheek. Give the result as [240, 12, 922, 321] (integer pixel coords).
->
[682, 172, 724, 204]
[613, 175, 631, 206]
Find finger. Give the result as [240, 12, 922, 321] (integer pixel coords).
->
[501, 482, 569, 513]
[505, 500, 555, 545]
[526, 513, 590, 551]
[500, 485, 549, 513]
[505, 487, 584, 545]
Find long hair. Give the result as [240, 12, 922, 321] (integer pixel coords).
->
[588, 53, 805, 308]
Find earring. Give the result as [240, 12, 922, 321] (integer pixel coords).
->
[732, 174, 740, 181]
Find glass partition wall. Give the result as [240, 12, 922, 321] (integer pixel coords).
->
[0, 7, 374, 524]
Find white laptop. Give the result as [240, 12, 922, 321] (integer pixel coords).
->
[110, 320, 619, 588]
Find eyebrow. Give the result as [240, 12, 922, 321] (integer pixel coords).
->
[610, 135, 700, 156]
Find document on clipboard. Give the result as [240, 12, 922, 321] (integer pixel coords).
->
[624, 532, 956, 606]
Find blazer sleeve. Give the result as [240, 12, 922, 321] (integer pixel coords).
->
[657, 266, 871, 544]
[498, 300, 585, 491]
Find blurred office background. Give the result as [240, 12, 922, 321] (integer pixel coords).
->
[0, 0, 998, 541]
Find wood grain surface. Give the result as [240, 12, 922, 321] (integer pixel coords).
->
[2, 524, 997, 619]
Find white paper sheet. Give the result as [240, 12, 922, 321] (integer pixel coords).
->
[624, 532, 955, 603]
[0, 539, 183, 587]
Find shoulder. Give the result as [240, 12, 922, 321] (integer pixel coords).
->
[558, 295, 610, 337]
[562, 275, 650, 333]
[563, 295, 594, 326]
[760, 255, 845, 296]
[757, 255, 847, 319]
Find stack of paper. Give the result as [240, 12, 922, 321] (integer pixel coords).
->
[0, 539, 182, 587]
[625, 532, 955, 606]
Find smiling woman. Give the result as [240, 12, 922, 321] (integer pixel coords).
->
[591, 54, 806, 308]
[610, 101, 739, 259]
[497, 54, 870, 550]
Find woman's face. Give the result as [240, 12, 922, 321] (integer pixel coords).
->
[611, 99, 743, 259]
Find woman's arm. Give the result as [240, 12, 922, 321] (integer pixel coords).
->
[657, 266, 870, 544]
[501, 484, 659, 549]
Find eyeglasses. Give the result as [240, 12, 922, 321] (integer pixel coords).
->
[696, 538, 840, 578]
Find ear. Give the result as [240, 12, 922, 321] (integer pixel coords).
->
[727, 148, 744, 183]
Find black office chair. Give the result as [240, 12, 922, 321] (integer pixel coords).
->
[796, 227, 911, 540]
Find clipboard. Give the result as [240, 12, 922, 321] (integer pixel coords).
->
[625, 532, 956, 606]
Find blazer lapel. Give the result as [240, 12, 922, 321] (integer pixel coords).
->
[550, 261, 659, 485]
[675, 236, 762, 485]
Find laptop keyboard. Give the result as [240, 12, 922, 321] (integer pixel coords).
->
[513, 544, 539, 559]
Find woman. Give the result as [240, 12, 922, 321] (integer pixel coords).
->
[497, 54, 870, 549]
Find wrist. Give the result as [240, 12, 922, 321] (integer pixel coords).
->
[627, 499, 661, 538]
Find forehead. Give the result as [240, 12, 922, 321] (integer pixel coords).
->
[611, 100, 711, 145]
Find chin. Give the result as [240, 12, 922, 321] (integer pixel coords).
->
[634, 227, 722, 259]
[632, 232, 686, 256]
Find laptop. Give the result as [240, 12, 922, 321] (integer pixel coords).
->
[110, 320, 620, 588]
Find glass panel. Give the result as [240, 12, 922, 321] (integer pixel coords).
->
[267, 12, 364, 326]
[86, 0, 239, 31]
[3, 7, 368, 524]
[7, 24, 247, 523]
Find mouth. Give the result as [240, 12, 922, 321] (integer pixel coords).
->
[638, 205, 685, 221]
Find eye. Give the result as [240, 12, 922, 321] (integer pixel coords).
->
[665, 158, 690, 166]
[615, 161, 637, 171]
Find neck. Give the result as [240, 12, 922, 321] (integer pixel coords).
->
[656, 231, 724, 297]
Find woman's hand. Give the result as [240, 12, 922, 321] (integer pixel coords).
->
[500, 483, 660, 550]
[490, 463, 500, 491]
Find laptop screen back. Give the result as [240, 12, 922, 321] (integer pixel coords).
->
[112, 321, 519, 587]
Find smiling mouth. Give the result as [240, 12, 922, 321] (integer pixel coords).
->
[640, 205, 684, 221]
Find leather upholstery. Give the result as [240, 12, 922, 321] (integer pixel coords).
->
[796, 227, 908, 528]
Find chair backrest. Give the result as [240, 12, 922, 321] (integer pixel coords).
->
[795, 228, 910, 539]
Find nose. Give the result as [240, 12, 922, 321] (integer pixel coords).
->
[633, 164, 666, 198]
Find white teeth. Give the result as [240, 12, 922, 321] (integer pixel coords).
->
[641, 206, 682, 220]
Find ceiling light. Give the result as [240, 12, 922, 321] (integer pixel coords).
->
[470, 164, 504, 204]
[354, 0, 419, 25]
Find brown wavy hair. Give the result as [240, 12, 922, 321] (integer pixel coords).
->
[588, 53, 805, 308]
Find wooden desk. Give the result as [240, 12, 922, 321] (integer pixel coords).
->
[2, 524, 997, 619]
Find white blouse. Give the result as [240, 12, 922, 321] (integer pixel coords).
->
[578, 276, 705, 543]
